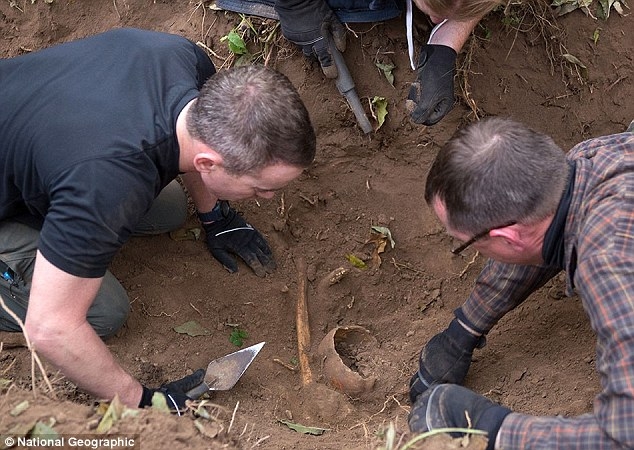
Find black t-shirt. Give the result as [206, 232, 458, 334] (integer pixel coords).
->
[0, 28, 215, 277]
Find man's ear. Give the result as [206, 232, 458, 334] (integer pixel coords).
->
[489, 224, 524, 252]
[193, 149, 223, 173]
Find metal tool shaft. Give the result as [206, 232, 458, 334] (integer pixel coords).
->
[328, 41, 373, 134]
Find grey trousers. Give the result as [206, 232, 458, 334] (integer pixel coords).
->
[0, 180, 188, 338]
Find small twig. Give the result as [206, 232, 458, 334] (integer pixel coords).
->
[458, 251, 480, 278]
[606, 75, 628, 92]
[250, 435, 270, 448]
[112, 0, 121, 19]
[420, 296, 439, 314]
[272, 358, 298, 372]
[400, 428, 487, 450]
[276, 192, 286, 216]
[298, 193, 318, 206]
[0, 296, 55, 397]
[196, 40, 227, 62]
[228, 401, 240, 434]
[140, 301, 180, 318]
[2, 357, 17, 376]
[189, 303, 202, 316]
[390, 258, 424, 275]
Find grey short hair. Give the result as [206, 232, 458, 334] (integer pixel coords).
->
[187, 65, 316, 175]
[424, 117, 569, 234]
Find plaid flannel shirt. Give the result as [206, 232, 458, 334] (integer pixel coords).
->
[458, 132, 634, 449]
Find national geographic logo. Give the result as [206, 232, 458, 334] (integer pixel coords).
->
[2, 435, 139, 449]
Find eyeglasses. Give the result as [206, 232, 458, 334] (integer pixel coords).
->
[451, 220, 517, 255]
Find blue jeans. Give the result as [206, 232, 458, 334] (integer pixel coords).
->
[0, 180, 188, 338]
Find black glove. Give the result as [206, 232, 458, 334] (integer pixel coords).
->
[409, 384, 511, 450]
[407, 44, 457, 126]
[274, 0, 347, 78]
[199, 201, 276, 278]
[409, 317, 485, 403]
[139, 368, 205, 415]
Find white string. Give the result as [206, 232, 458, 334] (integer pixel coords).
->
[214, 225, 254, 237]
[166, 393, 182, 417]
[406, 0, 415, 70]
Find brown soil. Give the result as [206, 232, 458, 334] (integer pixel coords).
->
[1, 1, 632, 449]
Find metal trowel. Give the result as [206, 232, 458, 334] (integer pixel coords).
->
[186, 341, 265, 399]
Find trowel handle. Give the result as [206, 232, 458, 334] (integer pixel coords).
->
[185, 382, 210, 399]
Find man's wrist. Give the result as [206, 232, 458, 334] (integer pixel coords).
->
[454, 307, 485, 336]
[197, 200, 229, 224]
[456, 318, 480, 337]
[139, 385, 155, 408]
[447, 317, 486, 350]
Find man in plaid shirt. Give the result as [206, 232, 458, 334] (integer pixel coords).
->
[408, 117, 634, 449]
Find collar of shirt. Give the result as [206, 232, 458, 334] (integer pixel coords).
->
[542, 161, 576, 269]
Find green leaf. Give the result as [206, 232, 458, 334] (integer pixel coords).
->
[30, 420, 58, 437]
[370, 96, 388, 130]
[375, 62, 395, 86]
[229, 327, 248, 347]
[96, 395, 126, 432]
[10, 400, 29, 416]
[174, 320, 211, 337]
[220, 30, 247, 55]
[278, 419, 328, 435]
[345, 254, 367, 269]
[151, 392, 171, 414]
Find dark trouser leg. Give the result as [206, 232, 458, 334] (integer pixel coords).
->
[133, 180, 188, 236]
[0, 220, 130, 338]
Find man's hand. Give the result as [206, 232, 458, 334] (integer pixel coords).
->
[409, 318, 484, 403]
[409, 384, 511, 450]
[139, 369, 205, 414]
[407, 44, 457, 126]
[275, 0, 347, 78]
[200, 201, 276, 278]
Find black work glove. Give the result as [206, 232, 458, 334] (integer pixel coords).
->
[139, 368, 205, 414]
[199, 201, 276, 278]
[274, 0, 347, 78]
[409, 317, 485, 403]
[409, 384, 511, 450]
[407, 44, 457, 126]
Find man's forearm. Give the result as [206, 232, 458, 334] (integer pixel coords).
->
[25, 251, 142, 407]
[460, 260, 560, 334]
[427, 18, 479, 52]
[33, 321, 143, 406]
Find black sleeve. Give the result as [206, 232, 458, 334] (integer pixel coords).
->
[38, 155, 159, 278]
